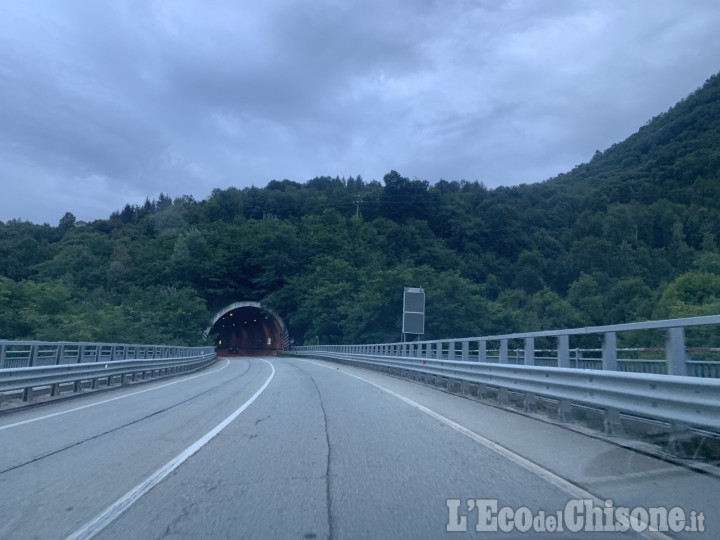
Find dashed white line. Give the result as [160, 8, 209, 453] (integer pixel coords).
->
[65, 358, 275, 540]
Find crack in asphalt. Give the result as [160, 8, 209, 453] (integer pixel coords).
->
[160, 500, 198, 539]
[282, 358, 335, 540]
[0, 361, 254, 476]
[308, 375, 335, 540]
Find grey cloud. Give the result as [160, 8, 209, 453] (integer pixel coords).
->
[1, 0, 719, 224]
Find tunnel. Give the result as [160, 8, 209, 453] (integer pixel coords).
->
[205, 301, 289, 355]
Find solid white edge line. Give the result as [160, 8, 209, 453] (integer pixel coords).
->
[296, 358, 672, 540]
[0, 359, 231, 432]
[64, 358, 275, 540]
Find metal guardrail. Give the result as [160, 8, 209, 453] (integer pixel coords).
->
[0, 341, 213, 369]
[291, 316, 720, 438]
[292, 351, 720, 434]
[0, 341, 216, 403]
[295, 315, 720, 378]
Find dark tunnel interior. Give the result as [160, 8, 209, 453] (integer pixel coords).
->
[209, 306, 284, 355]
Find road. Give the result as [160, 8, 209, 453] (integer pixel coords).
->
[0, 356, 716, 539]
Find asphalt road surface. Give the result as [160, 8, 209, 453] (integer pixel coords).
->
[0, 356, 716, 539]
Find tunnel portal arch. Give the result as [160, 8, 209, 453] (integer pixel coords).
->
[205, 301, 289, 354]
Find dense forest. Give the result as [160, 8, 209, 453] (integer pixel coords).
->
[2, 73, 720, 347]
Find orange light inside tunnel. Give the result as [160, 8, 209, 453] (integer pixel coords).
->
[211, 305, 284, 354]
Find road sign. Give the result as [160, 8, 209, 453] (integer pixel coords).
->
[402, 287, 425, 335]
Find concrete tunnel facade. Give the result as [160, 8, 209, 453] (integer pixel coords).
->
[205, 301, 289, 354]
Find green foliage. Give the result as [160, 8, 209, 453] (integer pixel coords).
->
[654, 272, 720, 347]
[655, 272, 720, 319]
[1, 74, 720, 345]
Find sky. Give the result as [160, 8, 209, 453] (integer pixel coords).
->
[1, 1, 719, 225]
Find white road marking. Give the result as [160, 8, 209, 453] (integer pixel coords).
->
[65, 358, 275, 540]
[297, 358, 672, 540]
[0, 358, 231, 432]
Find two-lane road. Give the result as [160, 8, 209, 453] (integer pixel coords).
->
[0, 356, 716, 539]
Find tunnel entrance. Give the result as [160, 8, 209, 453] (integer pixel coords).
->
[205, 301, 289, 355]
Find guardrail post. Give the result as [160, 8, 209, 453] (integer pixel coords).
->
[666, 422, 693, 457]
[666, 327, 687, 376]
[558, 400, 573, 422]
[478, 340, 486, 363]
[21, 344, 37, 401]
[461, 341, 469, 362]
[557, 335, 570, 368]
[435, 342, 442, 359]
[55, 344, 64, 365]
[29, 344, 37, 368]
[524, 337, 535, 366]
[524, 393, 537, 412]
[604, 408, 625, 436]
[448, 341, 455, 361]
[499, 339, 508, 364]
[602, 332, 617, 371]
[0, 342, 5, 369]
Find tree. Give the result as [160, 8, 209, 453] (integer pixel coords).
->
[654, 271, 720, 346]
[381, 170, 431, 223]
[170, 227, 208, 285]
[654, 272, 720, 319]
[58, 212, 76, 232]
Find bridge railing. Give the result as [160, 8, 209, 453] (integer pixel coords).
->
[294, 315, 720, 378]
[291, 316, 720, 440]
[0, 341, 216, 403]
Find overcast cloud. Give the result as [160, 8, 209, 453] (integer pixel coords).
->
[1, 0, 719, 224]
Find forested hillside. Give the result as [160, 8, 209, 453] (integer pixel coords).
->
[2, 73, 719, 346]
